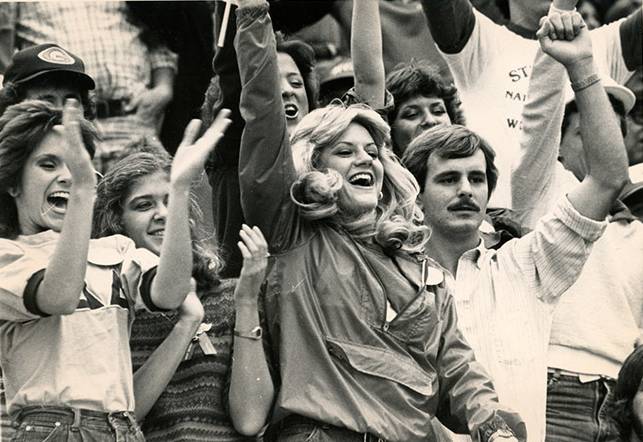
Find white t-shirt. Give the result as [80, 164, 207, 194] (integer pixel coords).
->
[440, 10, 633, 208]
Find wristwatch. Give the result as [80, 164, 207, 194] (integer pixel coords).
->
[234, 326, 262, 340]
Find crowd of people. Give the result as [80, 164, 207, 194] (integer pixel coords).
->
[0, 0, 641, 441]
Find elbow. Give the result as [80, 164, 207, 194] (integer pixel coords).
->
[57, 303, 79, 316]
[232, 418, 266, 437]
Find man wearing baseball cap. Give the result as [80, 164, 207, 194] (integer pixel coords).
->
[509, 12, 642, 440]
[0, 43, 95, 118]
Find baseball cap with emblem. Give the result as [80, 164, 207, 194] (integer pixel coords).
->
[3, 43, 95, 90]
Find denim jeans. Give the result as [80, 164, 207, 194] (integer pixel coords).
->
[545, 369, 619, 442]
[10, 406, 145, 442]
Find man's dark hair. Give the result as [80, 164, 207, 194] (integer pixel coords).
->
[609, 345, 643, 439]
[402, 124, 499, 198]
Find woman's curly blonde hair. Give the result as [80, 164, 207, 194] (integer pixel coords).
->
[289, 103, 429, 253]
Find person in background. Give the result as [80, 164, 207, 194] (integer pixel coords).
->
[420, 0, 641, 208]
[402, 11, 629, 441]
[386, 60, 465, 157]
[0, 43, 94, 119]
[0, 2, 178, 173]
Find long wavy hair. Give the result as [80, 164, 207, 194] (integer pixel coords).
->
[289, 103, 429, 253]
[92, 149, 221, 291]
[0, 100, 97, 239]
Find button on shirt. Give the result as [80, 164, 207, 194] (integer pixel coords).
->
[436, 197, 606, 442]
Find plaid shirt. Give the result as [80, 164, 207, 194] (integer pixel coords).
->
[0, 1, 177, 101]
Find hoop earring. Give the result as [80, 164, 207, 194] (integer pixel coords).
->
[378, 191, 383, 201]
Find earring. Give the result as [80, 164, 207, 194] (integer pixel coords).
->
[378, 191, 384, 201]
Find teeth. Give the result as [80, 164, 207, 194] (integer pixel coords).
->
[349, 173, 373, 185]
[284, 104, 299, 119]
[49, 191, 69, 200]
[151, 231, 164, 237]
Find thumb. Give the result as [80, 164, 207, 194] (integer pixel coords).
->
[124, 94, 141, 112]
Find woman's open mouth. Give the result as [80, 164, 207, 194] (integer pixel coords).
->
[46, 191, 69, 214]
[347, 172, 374, 188]
[284, 103, 300, 120]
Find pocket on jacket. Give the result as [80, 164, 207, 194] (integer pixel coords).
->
[325, 336, 434, 395]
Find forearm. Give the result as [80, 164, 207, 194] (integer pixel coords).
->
[351, 0, 385, 108]
[212, 0, 244, 165]
[151, 184, 192, 309]
[512, 48, 567, 228]
[229, 296, 274, 435]
[235, 1, 296, 241]
[38, 186, 95, 315]
[133, 316, 201, 420]
[565, 58, 629, 219]
[420, 0, 475, 54]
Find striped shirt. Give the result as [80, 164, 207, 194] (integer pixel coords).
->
[435, 196, 606, 442]
[2, 1, 177, 101]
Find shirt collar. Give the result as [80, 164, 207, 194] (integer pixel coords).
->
[609, 200, 637, 223]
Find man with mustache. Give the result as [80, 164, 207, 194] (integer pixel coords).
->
[402, 11, 629, 441]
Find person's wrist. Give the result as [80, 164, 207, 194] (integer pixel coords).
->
[550, 0, 577, 12]
[177, 315, 203, 328]
[566, 56, 595, 81]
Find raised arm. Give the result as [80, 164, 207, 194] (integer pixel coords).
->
[228, 224, 274, 435]
[539, 13, 629, 220]
[151, 112, 231, 310]
[35, 100, 97, 315]
[420, 0, 476, 54]
[235, 0, 299, 247]
[512, 4, 580, 228]
[351, 0, 385, 109]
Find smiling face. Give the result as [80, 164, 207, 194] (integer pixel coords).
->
[317, 122, 384, 217]
[120, 171, 170, 256]
[278, 52, 310, 135]
[421, 149, 488, 238]
[391, 95, 452, 155]
[13, 127, 73, 235]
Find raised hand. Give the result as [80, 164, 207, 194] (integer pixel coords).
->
[61, 99, 96, 188]
[537, 11, 593, 68]
[236, 224, 269, 302]
[170, 109, 232, 188]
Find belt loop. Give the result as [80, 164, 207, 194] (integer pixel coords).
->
[124, 411, 136, 428]
[71, 408, 81, 431]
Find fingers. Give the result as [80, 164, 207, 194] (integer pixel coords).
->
[62, 99, 85, 149]
[560, 12, 575, 40]
[198, 109, 232, 149]
[238, 224, 269, 258]
[544, 11, 585, 41]
[179, 119, 203, 148]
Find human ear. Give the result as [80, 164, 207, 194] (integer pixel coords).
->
[7, 186, 20, 198]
